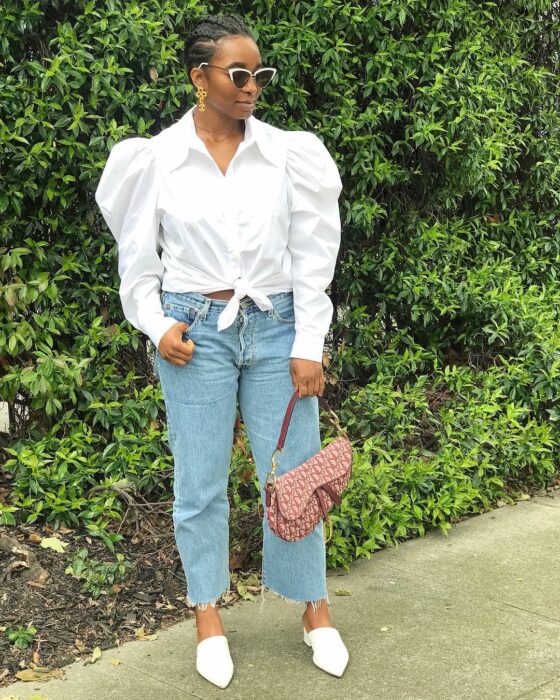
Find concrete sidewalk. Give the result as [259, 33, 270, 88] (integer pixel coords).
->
[3, 488, 560, 700]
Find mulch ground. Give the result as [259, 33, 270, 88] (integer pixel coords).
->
[0, 507, 263, 688]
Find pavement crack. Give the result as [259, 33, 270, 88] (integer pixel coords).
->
[526, 500, 560, 509]
[512, 673, 560, 700]
[377, 561, 560, 624]
[118, 661, 207, 699]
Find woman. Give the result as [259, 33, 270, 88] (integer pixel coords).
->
[95, 14, 348, 689]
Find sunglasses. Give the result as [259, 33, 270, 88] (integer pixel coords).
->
[197, 62, 277, 89]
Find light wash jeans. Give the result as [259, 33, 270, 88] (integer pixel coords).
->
[154, 289, 330, 614]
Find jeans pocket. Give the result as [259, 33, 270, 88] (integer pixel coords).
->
[269, 295, 295, 324]
[162, 302, 204, 337]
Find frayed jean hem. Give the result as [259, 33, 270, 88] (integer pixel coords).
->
[258, 579, 330, 614]
[186, 578, 231, 611]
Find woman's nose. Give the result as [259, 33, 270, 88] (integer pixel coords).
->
[244, 77, 260, 92]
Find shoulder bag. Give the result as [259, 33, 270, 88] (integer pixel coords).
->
[263, 390, 353, 544]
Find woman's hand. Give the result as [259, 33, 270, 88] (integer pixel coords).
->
[158, 322, 195, 365]
[289, 358, 324, 397]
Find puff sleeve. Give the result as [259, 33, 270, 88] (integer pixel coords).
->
[94, 137, 177, 350]
[285, 131, 343, 362]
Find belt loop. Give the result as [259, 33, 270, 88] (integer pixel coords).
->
[200, 296, 211, 320]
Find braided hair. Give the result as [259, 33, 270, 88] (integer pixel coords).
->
[184, 15, 255, 80]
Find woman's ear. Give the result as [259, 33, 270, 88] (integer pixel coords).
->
[189, 67, 203, 89]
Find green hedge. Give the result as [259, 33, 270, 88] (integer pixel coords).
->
[1, 1, 559, 568]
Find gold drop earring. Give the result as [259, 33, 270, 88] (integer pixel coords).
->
[196, 85, 207, 112]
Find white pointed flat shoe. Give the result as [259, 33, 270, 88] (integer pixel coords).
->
[196, 634, 234, 689]
[303, 626, 349, 677]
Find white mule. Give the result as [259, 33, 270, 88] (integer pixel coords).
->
[303, 626, 349, 677]
[196, 634, 234, 689]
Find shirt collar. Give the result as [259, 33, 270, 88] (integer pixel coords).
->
[157, 104, 283, 173]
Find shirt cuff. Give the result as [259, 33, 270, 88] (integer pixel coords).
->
[289, 332, 326, 363]
[146, 316, 180, 351]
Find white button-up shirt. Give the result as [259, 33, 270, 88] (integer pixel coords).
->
[94, 104, 342, 362]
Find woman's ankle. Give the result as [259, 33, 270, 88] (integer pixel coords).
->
[195, 606, 225, 642]
[302, 600, 332, 631]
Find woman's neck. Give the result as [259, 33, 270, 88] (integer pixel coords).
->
[193, 106, 245, 142]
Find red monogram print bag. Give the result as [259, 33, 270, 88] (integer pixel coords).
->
[264, 390, 353, 543]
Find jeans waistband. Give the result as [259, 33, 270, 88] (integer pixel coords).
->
[161, 290, 293, 315]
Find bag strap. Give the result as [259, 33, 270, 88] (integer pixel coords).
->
[274, 389, 345, 451]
